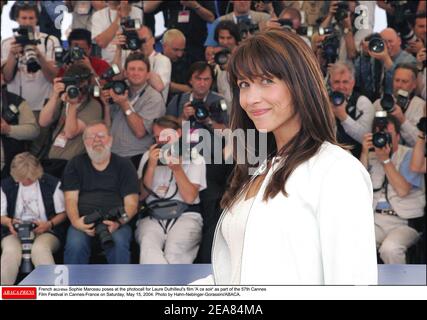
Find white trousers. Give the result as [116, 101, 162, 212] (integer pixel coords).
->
[1, 233, 60, 285]
[375, 213, 419, 264]
[135, 212, 203, 264]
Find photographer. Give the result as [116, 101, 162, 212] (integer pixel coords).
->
[205, 0, 270, 47]
[38, 63, 103, 177]
[166, 61, 231, 263]
[1, 68, 39, 177]
[103, 52, 165, 169]
[1, 3, 60, 154]
[135, 116, 206, 264]
[360, 114, 425, 264]
[162, 29, 192, 103]
[213, 20, 241, 114]
[62, 121, 139, 264]
[92, 1, 143, 64]
[373, 63, 425, 147]
[113, 26, 171, 101]
[1, 152, 67, 285]
[368, 28, 417, 96]
[57, 29, 111, 78]
[329, 62, 375, 158]
[410, 116, 426, 173]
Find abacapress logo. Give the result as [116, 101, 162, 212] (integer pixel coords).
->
[2, 287, 37, 299]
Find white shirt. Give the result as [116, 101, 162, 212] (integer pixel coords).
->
[91, 6, 143, 64]
[137, 151, 207, 205]
[148, 51, 171, 102]
[1, 182, 65, 221]
[341, 95, 375, 143]
[1, 32, 60, 111]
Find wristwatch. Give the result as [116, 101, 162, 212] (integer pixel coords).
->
[125, 108, 134, 116]
[343, 28, 350, 35]
[382, 158, 391, 165]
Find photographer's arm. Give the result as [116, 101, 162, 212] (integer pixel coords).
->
[170, 82, 191, 94]
[143, 1, 162, 13]
[8, 101, 39, 140]
[0, 216, 18, 236]
[39, 92, 61, 127]
[37, 50, 58, 83]
[122, 193, 139, 222]
[410, 135, 426, 173]
[63, 103, 86, 139]
[172, 165, 199, 204]
[2, 43, 21, 83]
[94, 16, 121, 49]
[147, 71, 165, 93]
[375, 145, 412, 197]
[65, 190, 95, 236]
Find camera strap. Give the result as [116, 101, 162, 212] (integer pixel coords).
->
[140, 160, 177, 200]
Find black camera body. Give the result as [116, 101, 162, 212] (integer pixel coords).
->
[321, 34, 340, 64]
[55, 46, 85, 67]
[2, 103, 20, 124]
[121, 17, 143, 51]
[417, 116, 426, 134]
[330, 91, 346, 106]
[214, 48, 231, 66]
[14, 221, 36, 274]
[237, 18, 259, 39]
[395, 89, 410, 110]
[83, 208, 123, 250]
[61, 73, 90, 99]
[103, 80, 129, 96]
[380, 94, 396, 113]
[13, 26, 42, 73]
[334, 1, 349, 22]
[191, 100, 210, 122]
[372, 111, 392, 149]
[368, 34, 385, 53]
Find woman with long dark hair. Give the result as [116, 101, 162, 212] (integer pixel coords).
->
[204, 29, 378, 285]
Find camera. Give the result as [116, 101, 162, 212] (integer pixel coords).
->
[237, 17, 259, 39]
[61, 73, 90, 99]
[214, 48, 231, 66]
[101, 64, 121, 80]
[83, 207, 123, 250]
[14, 221, 36, 274]
[13, 26, 41, 73]
[388, 1, 416, 46]
[417, 117, 426, 134]
[55, 46, 85, 67]
[372, 111, 392, 148]
[103, 80, 128, 96]
[2, 103, 19, 123]
[191, 100, 210, 122]
[121, 17, 143, 51]
[334, 1, 349, 22]
[277, 18, 293, 29]
[330, 91, 346, 106]
[368, 34, 385, 53]
[321, 34, 340, 64]
[380, 94, 395, 113]
[395, 89, 410, 110]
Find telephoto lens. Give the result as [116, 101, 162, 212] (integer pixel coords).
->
[372, 131, 392, 148]
[368, 36, 385, 53]
[330, 91, 346, 106]
[14, 221, 36, 274]
[380, 94, 395, 113]
[214, 48, 231, 66]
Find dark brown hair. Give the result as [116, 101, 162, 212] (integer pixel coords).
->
[153, 115, 181, 130]
[221, 29, 338, 209]
[124, 52, 150, 72]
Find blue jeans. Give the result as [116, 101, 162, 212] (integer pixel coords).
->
[64, 224, 132, 264]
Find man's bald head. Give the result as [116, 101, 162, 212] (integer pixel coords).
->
[380, 28, 402, 58]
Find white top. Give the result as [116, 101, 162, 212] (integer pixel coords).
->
[221, 195, 254, 285]
[212, 142, 378, 285]
[1, 32, 60, 111]
[148, 51, 172, 102]
[340, 95, 375, 143]
[1, 182, 65, 221]
[91, 6, 143, 64]
[137, 151, 207, 205]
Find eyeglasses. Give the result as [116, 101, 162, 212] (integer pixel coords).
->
[84, 132, 109, 141]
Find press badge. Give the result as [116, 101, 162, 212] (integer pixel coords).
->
[53, 133, 67, 148]
[178, 10, 190, 23]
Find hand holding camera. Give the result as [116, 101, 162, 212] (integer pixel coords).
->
[9, 40, 23, 56]
[148, 143, 161, 168]
[362, 133, 374, 154]
[182, 102, 196, 121]
[416, 48, 426, 69]
[33, 220, 53, 235]
[52, 77, 66, 98]
[73, 215, 95, 237]
[109, 87, 129, 107]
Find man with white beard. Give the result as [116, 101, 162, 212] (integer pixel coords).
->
[62, 121, 139, 264]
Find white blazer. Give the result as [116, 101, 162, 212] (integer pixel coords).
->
[212, 142, 378, 285]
